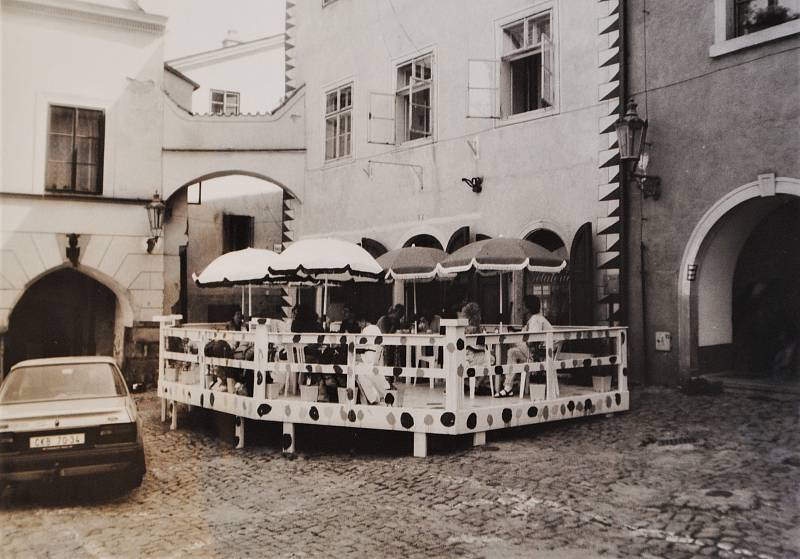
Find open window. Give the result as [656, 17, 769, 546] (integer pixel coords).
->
[396, 54, 433, 142]
[499, 11, 554, 117]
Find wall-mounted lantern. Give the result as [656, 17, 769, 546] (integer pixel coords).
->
[145, 192, 166, 253]
[615, 99, 661, 199]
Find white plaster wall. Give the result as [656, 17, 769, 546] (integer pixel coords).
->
[293, 0, 604, 252]
[1, 3, 165, 199]
[178, 46, 285, 115]
[0, 3, 167, 332]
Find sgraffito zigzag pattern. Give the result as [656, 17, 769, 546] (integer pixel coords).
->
[596, 0, 621, 323]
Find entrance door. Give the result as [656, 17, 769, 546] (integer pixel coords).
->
[6, 269, 116, 371]
[730, 199, 800, 377]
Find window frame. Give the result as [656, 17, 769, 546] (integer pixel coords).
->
[210, 89, 241, 115]
[395, 52, 435, 144]
[324, 83, 354, 162]
[44, 104, 105, 195]
[494, 4, 558, 123]
[711, 0, 800, 57]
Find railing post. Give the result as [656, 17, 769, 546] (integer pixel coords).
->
[346, 334, 357, 403]
[545, 330, 560, 399]
[154, 314, 180, 423]
[617, 329, 628, 393]
[441, 319, 467, 410]
[253, 319, 270, 400]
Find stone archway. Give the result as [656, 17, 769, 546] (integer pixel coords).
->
[162, 173, 292, 323]
[5, 267, 120, 372]
[678, 176, 800, 374]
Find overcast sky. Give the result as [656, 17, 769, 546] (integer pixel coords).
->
[138, 0, 286, 60]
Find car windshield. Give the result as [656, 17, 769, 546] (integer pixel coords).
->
[0, 362, 127, 404]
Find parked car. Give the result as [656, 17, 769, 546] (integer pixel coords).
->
[0, 356, 145, 493]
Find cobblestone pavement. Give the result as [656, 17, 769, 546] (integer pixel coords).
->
[1, 386, 799, 558]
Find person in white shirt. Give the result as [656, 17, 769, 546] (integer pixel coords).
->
[497, 295, 552, 397]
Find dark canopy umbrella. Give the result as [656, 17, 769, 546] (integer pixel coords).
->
[437, 237, 566, 321]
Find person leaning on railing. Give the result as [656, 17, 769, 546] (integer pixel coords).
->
[497, 295, 552, 397]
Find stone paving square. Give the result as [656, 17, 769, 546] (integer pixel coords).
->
[1, 386, 798, 558]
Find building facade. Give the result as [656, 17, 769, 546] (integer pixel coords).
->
[0, 0, 168, 377]
[286, 0, 625, 327]
[622, 0, 800, 384]
[0, 0, 305, 379]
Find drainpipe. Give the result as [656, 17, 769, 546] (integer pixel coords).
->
[619, 0, 650, 382]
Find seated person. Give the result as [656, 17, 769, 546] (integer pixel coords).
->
[499, 295, 552, 397]
[377, 304, 406, 367]
[461, 302, 495, 395]
[291, 304, 324, 361]
[340, 305, 361, 334]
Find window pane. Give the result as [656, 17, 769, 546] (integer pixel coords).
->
[212, 91, 225, 103]
[415, 56, 432, 81]
[49, 106, 74, 135]
[410, 88, 431, 137]
[340, 86, 352, 109]
[503, 20, 525, 52]
[326, 91, 338, 114]
[48, 135, 73, 162]
[76, 109, 101, 137]
[325, 116, 338, 159]
[510, 54, 540, 114]
[338, 112, 351, 156]
[340, 111, 351, 133]
[76, 138, 98, 164]
[397, 62, 412, 89]
[527, 14, 550, 46]
[75, 164, 98, 192]
[211, 101, 224, 115]
[736, 0, 799, 35]
[45, 162, 72, 190]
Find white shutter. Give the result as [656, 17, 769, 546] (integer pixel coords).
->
[540, 34, 554, 108]
[467, 59, 499, 119]
[368, 92, 395, 145]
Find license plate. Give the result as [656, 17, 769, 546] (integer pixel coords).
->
[29, 433, 85, 449]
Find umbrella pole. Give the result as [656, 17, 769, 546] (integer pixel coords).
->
[413, 281, 418, 317]
[323, 277, 329, 322]
[499, 273, 504, 327]
[248, 284, 252, 317]
[241, 285, 245, 313]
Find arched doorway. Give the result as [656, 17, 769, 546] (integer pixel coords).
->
[679, 177, 800, 381]
[6, 268, 116, 370]
[522, 228, 568, 325]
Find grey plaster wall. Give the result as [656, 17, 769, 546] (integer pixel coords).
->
[624, 0, 800, 384]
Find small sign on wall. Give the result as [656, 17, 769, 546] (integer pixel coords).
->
[655, 331, 672, 352]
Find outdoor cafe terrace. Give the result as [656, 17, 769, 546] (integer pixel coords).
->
[157, 316, 629, 457]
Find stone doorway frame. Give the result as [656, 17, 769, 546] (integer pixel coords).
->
[677, 175, 800, 373]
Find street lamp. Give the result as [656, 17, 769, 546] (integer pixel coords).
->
[614, 99, 661, 200]
[145, 192, 165, 253]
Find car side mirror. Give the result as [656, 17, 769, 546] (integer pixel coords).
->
[129, 382, 146, 394]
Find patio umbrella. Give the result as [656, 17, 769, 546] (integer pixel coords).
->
[377, 246, 453, 317]
[268, 238, 383, 319]
[437, 237, 566, 321]
[192, 247, 280, 316]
